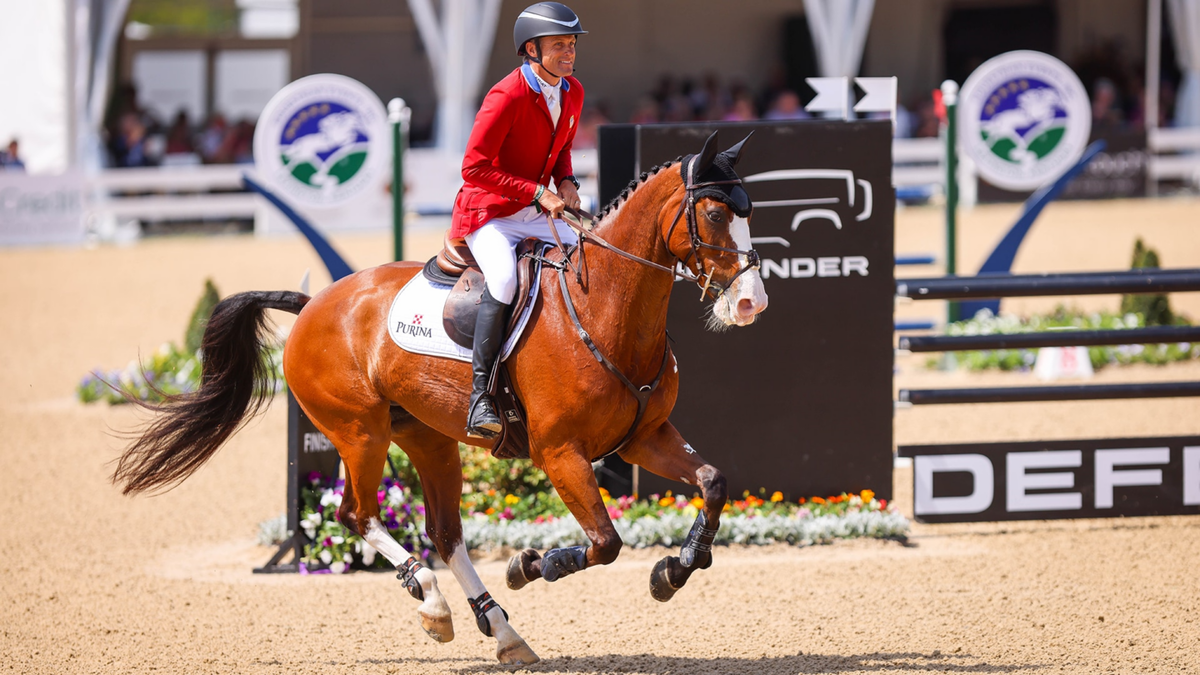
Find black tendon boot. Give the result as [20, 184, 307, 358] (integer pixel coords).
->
[466, 287, 509, 438]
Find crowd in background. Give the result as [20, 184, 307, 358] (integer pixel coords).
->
[106, 84, 256, 168]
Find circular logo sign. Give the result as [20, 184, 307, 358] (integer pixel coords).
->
[254, 74, 388, 207]
[959, 51, 1091, 191]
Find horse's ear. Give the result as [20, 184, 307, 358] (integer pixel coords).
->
[720, 132, 754, 167]
[696, 130, 720, 174]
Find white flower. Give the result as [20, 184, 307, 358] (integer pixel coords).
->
[343, 552, 353, 563]
[330, 562, 346, 574]
[361, 544, 377, 566]
[305, 513, 323, 526]
[331, 535, 345, 545]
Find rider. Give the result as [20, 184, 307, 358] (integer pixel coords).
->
[451, 2, 586, 439]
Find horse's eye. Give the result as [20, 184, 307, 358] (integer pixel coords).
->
[707, 211, 725, 223]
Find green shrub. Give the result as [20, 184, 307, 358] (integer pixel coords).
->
[185, 279, 221, 354]
[1120, 238, 1174, 326]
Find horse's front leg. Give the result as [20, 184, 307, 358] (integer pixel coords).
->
[618, 421, 727, 602]
[506, 444, 622, 590]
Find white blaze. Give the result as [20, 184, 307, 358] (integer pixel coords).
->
[712, 216, 768, 326]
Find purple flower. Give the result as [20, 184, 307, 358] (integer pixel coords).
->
[385, 507, 395, 519]
[307, 471, 322, 484]
[323, 537, 333, 547]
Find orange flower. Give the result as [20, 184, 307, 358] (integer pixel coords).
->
[722, 502, 732, 512]
[770, 491, 783, 503]
[811, 496, 826, 505]
[658, 496, 674, 507]
[798, 497, 806, 505]
[690, 496, 705, 509]
[861, 489, 875, 503]
[487, 489, 496, 497]
[485, 507, 495, 515]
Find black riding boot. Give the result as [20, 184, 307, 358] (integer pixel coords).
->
[466, 287, 509, 439]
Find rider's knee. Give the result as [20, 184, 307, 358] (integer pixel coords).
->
[590, 532, 623, 565]
[488, 277, 517, 305]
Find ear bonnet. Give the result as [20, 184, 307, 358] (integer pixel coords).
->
[680, 132, 753, 218]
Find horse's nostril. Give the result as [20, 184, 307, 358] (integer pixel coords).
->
[737, 298, 755, 316]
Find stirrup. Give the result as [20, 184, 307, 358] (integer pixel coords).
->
[466, 394, 502, 439]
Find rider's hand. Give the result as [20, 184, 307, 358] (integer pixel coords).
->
[556, 181, 582, 212]
[537, 185, 566, 219]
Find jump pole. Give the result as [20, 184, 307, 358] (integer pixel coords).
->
[941, 80, 960, 324]
[389, 98, 411, 262]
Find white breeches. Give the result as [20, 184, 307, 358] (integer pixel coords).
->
[465, 206, 579, 304]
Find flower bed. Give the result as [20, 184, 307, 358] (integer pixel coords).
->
[928, 307, 1200, 372]
[286, 444, 909, 572]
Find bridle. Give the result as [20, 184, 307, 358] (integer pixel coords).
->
[535, 155, 761, 457]
[547, 155, 760, 300]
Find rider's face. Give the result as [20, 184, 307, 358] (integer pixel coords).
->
[527, 35, 576, 79]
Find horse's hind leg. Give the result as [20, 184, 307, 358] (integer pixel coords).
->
[394, 420, 539, 666]
[618, 421, 728, 602]
[304, 401, 455, 642]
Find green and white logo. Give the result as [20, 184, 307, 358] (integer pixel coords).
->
[254, 74, 388, 207]
[959, 51, 1091, 191]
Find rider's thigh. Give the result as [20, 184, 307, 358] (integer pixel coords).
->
[466, 224, 519, 304]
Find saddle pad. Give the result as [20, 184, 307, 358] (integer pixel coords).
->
[387, 270, 542, 362]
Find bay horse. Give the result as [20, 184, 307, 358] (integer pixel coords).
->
[113, 131, 768, 665]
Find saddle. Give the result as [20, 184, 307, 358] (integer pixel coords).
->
[422, 232, 550, 460]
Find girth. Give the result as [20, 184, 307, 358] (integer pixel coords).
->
[556, 261, 672, 457]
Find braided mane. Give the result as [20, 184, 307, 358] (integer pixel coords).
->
[595, 157, 682, 223]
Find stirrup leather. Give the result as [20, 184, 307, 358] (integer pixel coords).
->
[467, 591, 508, 637]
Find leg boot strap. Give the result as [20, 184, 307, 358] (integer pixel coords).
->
[396, 556, 425, 601]
[468, 591, 508, 637]
[680, 511, 718, 569]
[540, 545, 588, 582]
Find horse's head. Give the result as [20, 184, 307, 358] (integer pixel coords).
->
[662, 131, 769, 329]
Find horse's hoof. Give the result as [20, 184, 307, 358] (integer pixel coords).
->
[497, 638, 540, 665]
[506, 548, 541, 591]
[649, 556, 683, 603]
[419, 608, 455, 643]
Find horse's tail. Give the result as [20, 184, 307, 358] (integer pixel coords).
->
[112, 291, 310, 496]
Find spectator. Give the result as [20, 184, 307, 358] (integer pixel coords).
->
[0, 139, 25, 172]
[113, 112, 151, 167]
[764, 90, 810, 121]
[165, 110, 196, 155]
[912, 97, 940, 138]
[723, 93, 758, 122]
[198, 114, 229, 162]
[1091, 77, 1124, 128]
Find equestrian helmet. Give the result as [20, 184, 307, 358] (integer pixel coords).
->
[514, 2, 586, 57]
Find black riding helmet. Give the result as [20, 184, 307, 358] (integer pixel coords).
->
[513, 2, 587, 61]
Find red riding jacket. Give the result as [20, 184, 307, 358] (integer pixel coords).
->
[450, 63, 584, 237]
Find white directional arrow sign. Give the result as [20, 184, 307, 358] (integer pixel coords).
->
[804, 77, 850, 120]
[853, 77, 897, 114]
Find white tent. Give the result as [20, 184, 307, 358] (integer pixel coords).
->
[0, 0, 129, 175]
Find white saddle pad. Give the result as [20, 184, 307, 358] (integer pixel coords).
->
[387, 269, 543, 363]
